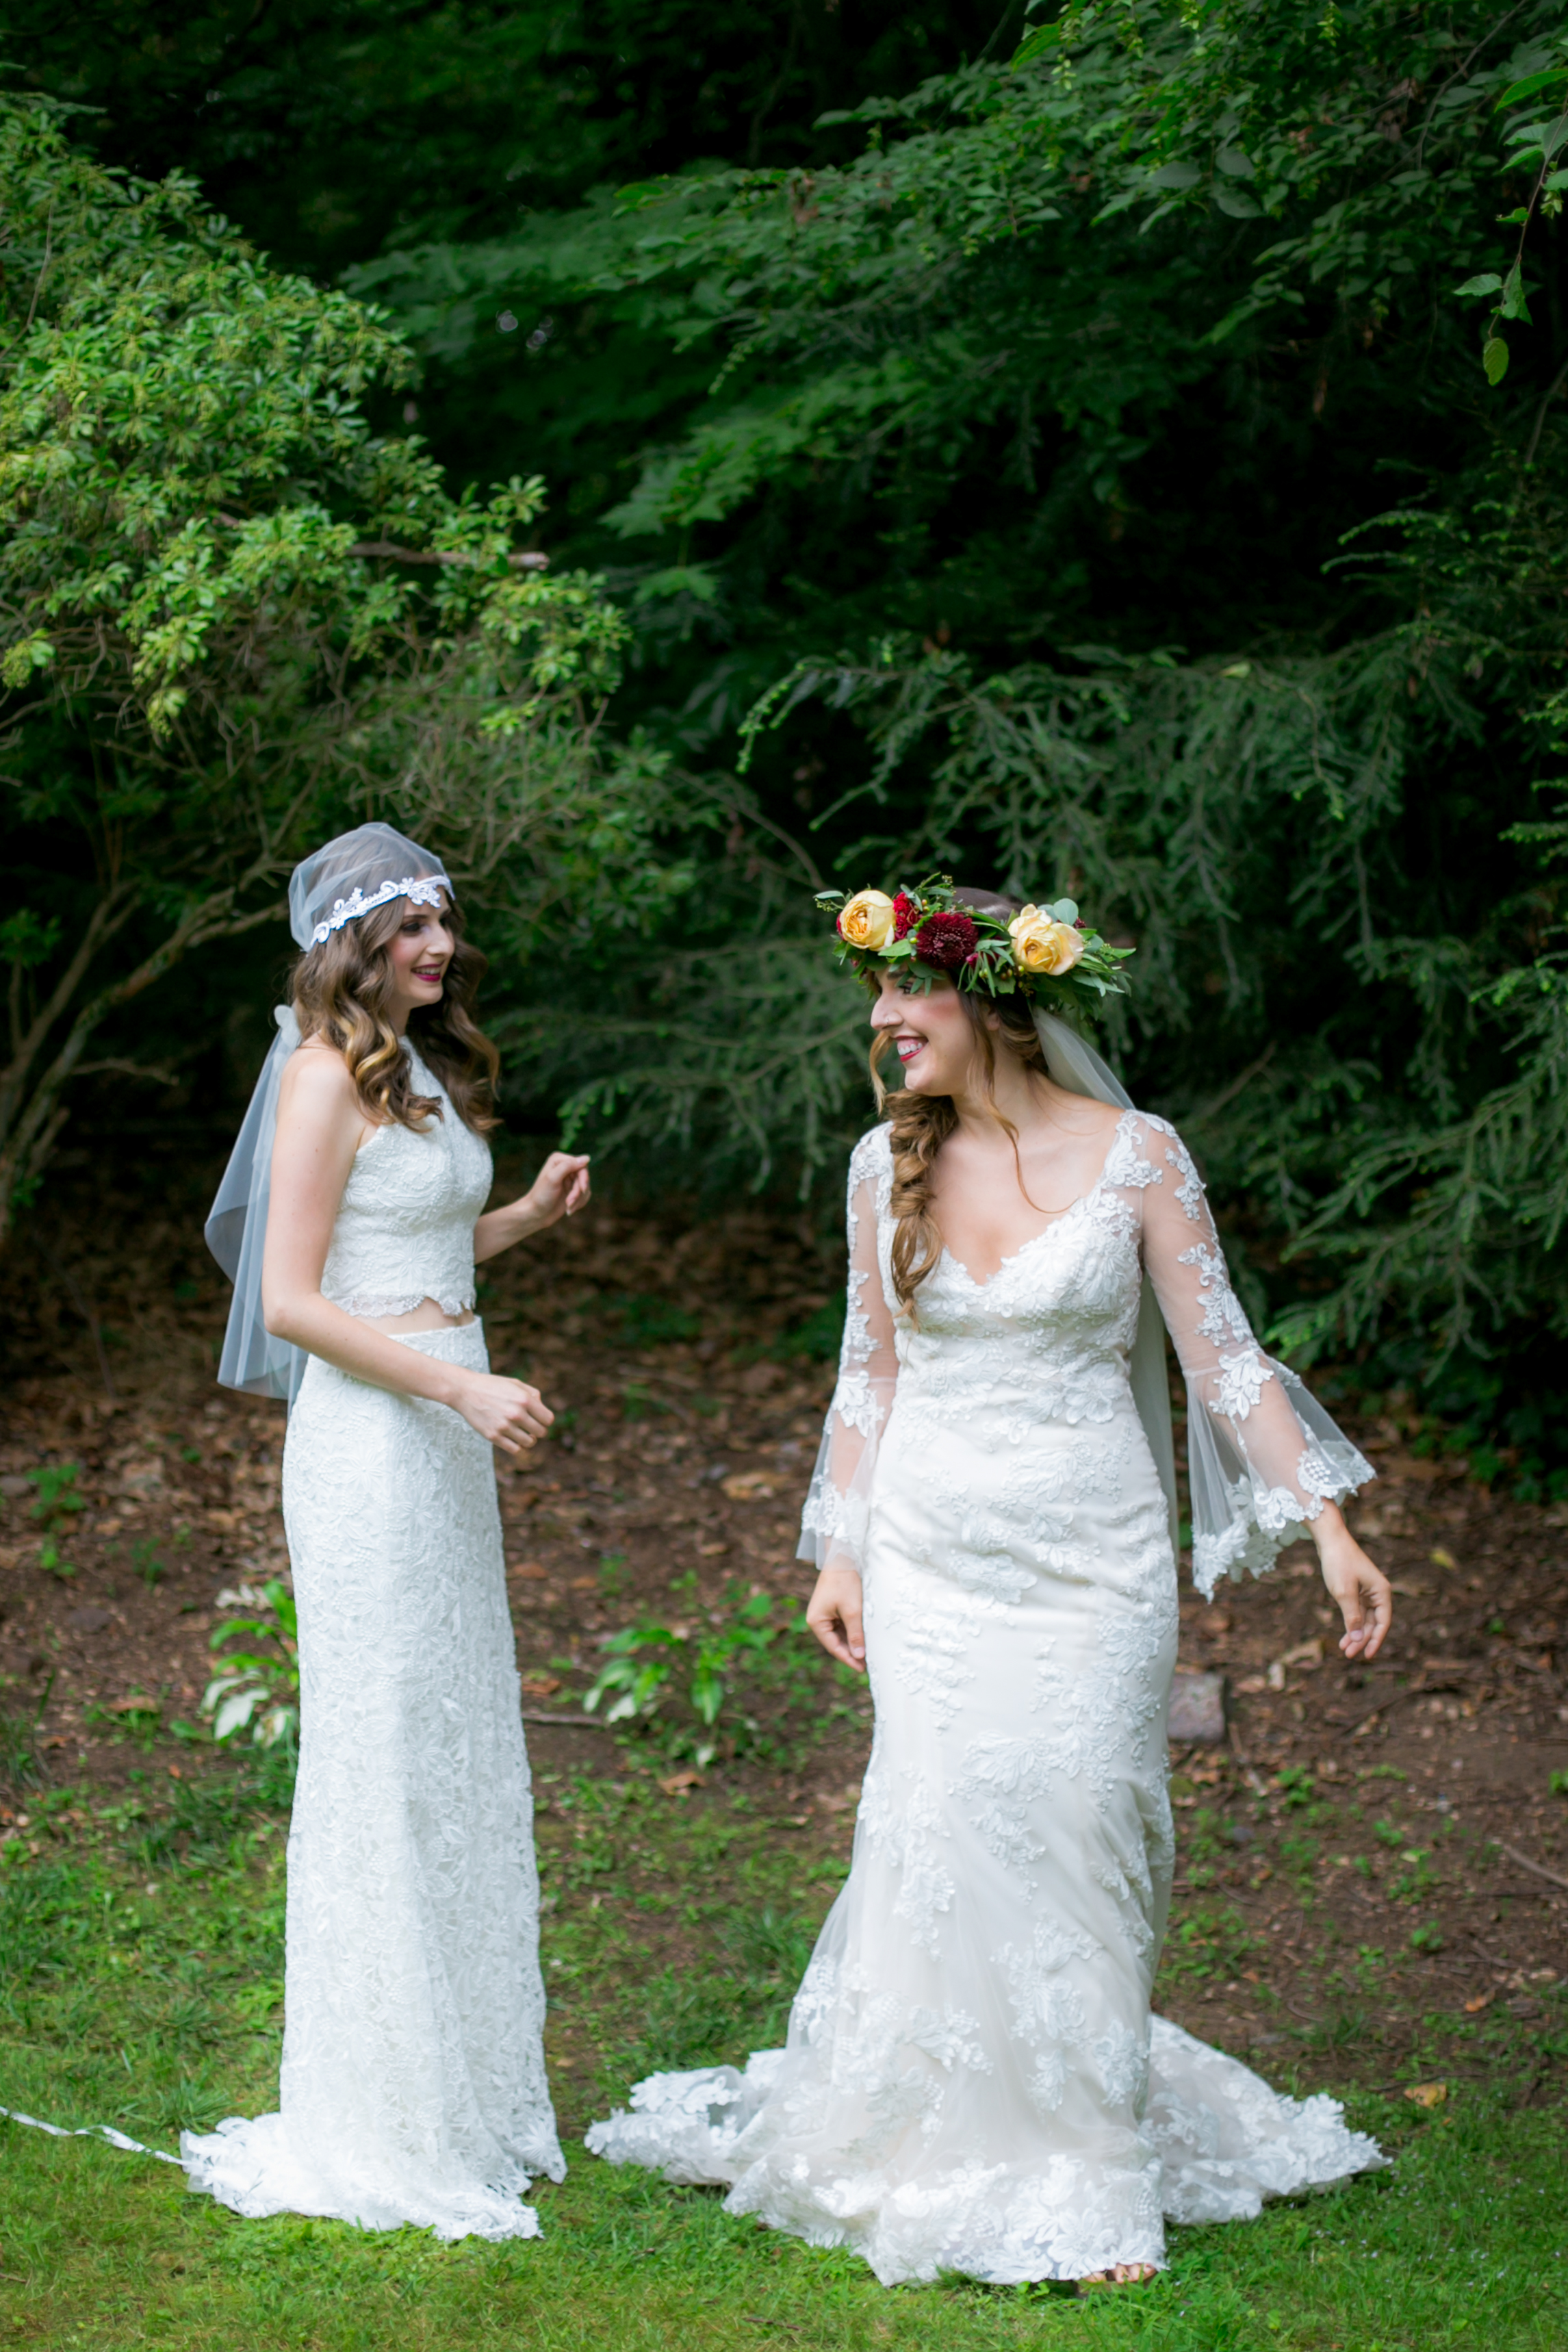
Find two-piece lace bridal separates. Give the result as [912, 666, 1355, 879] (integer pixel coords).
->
[182, 1043, 563, 2240]
[587, 1111, 1380, 2282]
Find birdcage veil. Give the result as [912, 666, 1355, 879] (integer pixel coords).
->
[289, 823, 452, 951]
[205, 823, 452, 1401]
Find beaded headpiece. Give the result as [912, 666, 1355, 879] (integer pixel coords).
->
[288, 823, 452, 951]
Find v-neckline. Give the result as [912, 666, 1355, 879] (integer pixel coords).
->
[935, 1108, 1135, 1294]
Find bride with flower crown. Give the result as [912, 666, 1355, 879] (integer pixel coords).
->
[587, 879, 1391, 2288]
[186, 823, 589, 2241]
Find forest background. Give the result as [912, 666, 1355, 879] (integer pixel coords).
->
[5, 0, 1568, 1477]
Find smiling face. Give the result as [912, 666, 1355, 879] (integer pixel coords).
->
[869, 966, 984, 1096]
[385, 893, 455, 1025]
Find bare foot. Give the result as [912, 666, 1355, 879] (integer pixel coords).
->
[1078, 2262, 1159, 2290]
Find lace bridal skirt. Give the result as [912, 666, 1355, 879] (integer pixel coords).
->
[181, 1322, 565, 2240]
[587, 2017, 1380, 2286]
[587, 1381, 1382, 2284]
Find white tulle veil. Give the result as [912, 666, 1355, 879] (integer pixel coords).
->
[1033, 1011, 1180, 1553]
[204, 822, 451, 1403]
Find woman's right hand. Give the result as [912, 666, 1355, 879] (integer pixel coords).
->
[807, 1567, 866, 1672]
[453, 1371, 554, 1454]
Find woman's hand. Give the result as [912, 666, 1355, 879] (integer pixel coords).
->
[807, 1567, 866, 1673]
[524, 1151, 591, 1231]
[1313, 1505, 1393, 1661]
[474, 1151, 591, 1264]
[453, 1371, 554, 1455]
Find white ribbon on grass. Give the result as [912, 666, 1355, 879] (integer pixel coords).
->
[1, 2104, 181, 2164]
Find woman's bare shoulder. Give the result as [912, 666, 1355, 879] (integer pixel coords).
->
[278, 1038, 359, 1117]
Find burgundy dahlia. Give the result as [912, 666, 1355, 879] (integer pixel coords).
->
[914, 910, 979, 971]
[892, 890, 918, 940]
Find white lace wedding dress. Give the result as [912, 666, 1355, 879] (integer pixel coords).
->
[587, 1110, 1380, 2282]
[182, 1041, 564, 2240]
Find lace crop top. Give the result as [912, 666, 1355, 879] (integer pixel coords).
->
[320, 1042, 494, 1321]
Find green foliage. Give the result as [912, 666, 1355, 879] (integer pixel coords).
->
[25, 1463, 83, 1526]
[130, 1537, 165, 1590]
[4, 1, 999, 282]
[25, 1461, 82, 1576]
[8, 2, 1568, 1427]
[584, 1586, 817, 1763]
[0, 1691, 50, 1794]
[0, 90, 685, 1240]
[201, 1580, 300, 1752]
[498, 866, 875, 1198]
[443, 0, 1568, 1401]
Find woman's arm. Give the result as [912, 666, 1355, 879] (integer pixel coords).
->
[261, 1048, 552, 1453]
[803, 1151, 899, 1674]
[474, 1150, 591, 1264]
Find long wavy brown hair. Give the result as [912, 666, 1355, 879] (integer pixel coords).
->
[868, 887, 1046, 1317]
[289, 890, 500, 1136]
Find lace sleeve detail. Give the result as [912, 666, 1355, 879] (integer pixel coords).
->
[1135, 1116, 1373, 1599]
[797, 1128, 899, 1577]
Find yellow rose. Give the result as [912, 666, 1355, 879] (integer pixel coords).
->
[1008, 904, 1085, 976]
[838, 888, 897, 953]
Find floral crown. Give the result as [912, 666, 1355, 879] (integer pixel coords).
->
[815, 874, 1131, 1010]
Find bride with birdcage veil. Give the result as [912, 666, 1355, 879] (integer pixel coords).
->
[588, 880, 1391, 2288]
[181, 823, 589, 2241]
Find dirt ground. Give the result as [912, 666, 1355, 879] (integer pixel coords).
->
[3, 1145, 1565, 2095]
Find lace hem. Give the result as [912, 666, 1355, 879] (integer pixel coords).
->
[585, 2017, 1383, 2284]
[331, 1289, 475, 1320]
[181, 2113, 550, 2242]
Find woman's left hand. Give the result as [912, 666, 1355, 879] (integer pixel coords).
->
[522, 1151, 591, 1231]
[1314, 1507, 1393, 1661]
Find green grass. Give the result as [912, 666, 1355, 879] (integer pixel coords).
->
[2, 1759, 1565, 2351]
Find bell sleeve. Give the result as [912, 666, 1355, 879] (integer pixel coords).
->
[1137, 1116, 1373, 1600]
[797, 1131, 899, 1578]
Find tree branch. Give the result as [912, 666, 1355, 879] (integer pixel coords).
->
[346, 540, 550, 573]
[1525, 353, 1568, 466]
[71, 1056, 181, 1086]
[0, 887, 138, 1145]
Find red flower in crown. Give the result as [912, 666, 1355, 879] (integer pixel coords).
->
[892, 891, 918, 940]
[914, 910, 979, 971]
